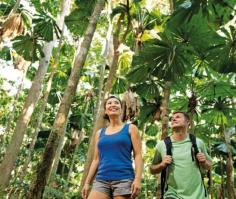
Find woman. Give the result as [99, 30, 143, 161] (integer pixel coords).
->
[82, 95, 143, 199]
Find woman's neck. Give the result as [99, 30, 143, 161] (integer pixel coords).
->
[108, 117, 123, 127]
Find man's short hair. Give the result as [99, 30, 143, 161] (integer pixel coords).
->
[173, 111, 190, 121]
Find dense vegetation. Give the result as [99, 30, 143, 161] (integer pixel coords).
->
[0, 0, 235, 198]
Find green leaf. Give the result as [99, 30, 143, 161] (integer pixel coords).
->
[207, 26, 236, 73]
[146, 124, 158, 136]
[0, 46, 11, 60]
[13, 34, 44, 61]
[0, 2, 13, 16]
[33, 12, 58, 41]
[111, 76, 128, 94]
[139, 103, 158, 126]
[127, 63, 149, 83]
[65, 1, 95, 36]
[111, 3, 127, 18]
[146, 139, 157, 149]
[133, 81, 160, 99]
[169, 96, 188, 112]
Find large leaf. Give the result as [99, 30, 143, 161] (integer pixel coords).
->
[30, 0, 60, 17]
[169, 96, 188, 112]
[65, 0, 95, 36]
[197, 80, 236, 100]
[111, 76, 128, 94]
[13, 34, 44, 61]
[132, 81, 160, 99]
[33, 12, 60, 41]
[127, 63, 149, 83]
[207, 26, 236, 73]
[129, 32, 193, 82]
[138, 102, 159, 126]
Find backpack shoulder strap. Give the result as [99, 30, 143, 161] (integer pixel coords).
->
[189, 133, 199, 156]
[164, 136, 172, 156]
[189, 134, 208, 197]
[160, 136, 172, 199]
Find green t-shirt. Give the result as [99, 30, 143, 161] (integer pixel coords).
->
[152, 135, 212, 199]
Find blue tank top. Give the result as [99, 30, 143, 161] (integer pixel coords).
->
[96, 124, 135, 181]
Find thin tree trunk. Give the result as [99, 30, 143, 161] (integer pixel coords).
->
[48, 126, 68, 183]
[27, 1, 105, 198]
[223, 122, 235, 199]
[17, 25, 66, 190]
[80, 13, 123, 190]
[0, 42, 54, 192]
[11, 0, 21, 14]
[155, 81, 172, 199]
[93, 64, 105, 122]
[220, 156, 225, 199]
[161, 81, 171, 140]
[0, 0, 71, 192]
[156, 0, 174, 197]
[168, 0, 174, 14]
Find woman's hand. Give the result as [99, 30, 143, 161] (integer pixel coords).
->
[81, 183, 90, 199]
[131, 178, 141, 198]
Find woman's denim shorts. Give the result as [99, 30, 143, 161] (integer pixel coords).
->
[92, 179, 133, 197]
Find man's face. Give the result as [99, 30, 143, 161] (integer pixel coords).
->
[171, 112, 189, 128]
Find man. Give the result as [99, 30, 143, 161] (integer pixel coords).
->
[150, 111, 212, 199]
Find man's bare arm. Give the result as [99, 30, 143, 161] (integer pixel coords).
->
[150, 155, 172, 174]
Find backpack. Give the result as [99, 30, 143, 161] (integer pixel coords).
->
[160, 134, 207, 199]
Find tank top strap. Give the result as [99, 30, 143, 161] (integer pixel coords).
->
[99, 127, 106, 138]
[122, 123, 130, 134]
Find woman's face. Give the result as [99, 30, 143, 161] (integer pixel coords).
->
[105, 97, 122, 117]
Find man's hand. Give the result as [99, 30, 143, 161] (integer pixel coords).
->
[196, 152, 212, 170]
[196, 152, 206, 163]
[160, 155, 172, 168]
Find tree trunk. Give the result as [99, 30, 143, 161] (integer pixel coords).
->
[168, 0, 174, 14]
[161, 81, 171, 140]
[0, 0, 71, 192]
[48, 122, 68, 183]
[223, 123, 235, 199]
[0, 42, 54, 192]
[17, 22, 66, 189]
[155, 81, 172, 199]
[80, 13, 123, 190]
[27, 1, 105, 198]
[93, 64, 105, 122]
[11, 0, 21, 14]
[156, 0, 174, 197]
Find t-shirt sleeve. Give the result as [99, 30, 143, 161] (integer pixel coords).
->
[197, 138, 212, 162]
[152, 141, 163, 165]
